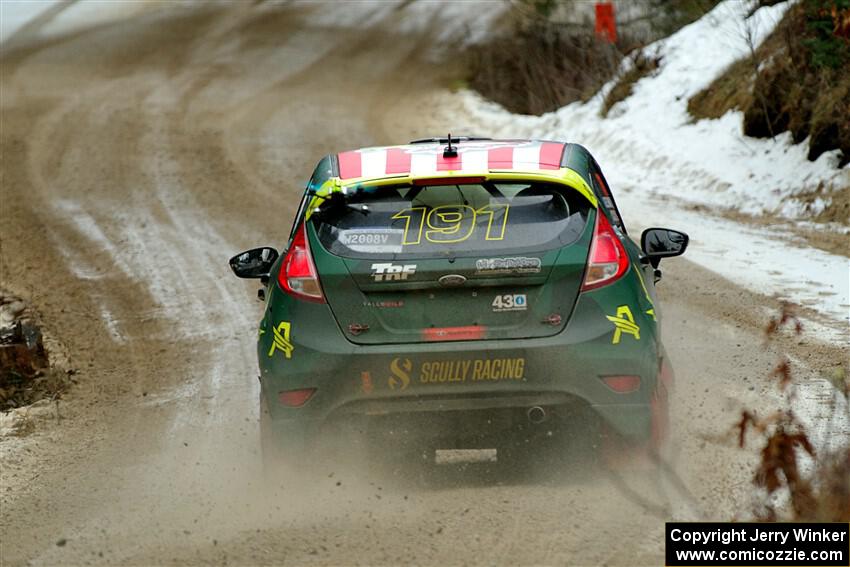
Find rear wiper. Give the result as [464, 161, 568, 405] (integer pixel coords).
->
[454, 185, 469, 206]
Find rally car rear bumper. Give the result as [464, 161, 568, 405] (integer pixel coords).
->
[258, 292, 663, 452]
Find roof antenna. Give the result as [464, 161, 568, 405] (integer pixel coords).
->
[443, 133, 458, 158]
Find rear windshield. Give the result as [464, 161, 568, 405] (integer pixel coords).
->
[313, 181, 591, 260]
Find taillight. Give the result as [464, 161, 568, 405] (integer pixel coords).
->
[581, 210, 629, 291]
[601, 375, 641, 393]
[278, 223, 325, 303]
[279, 388, 316, 407]
[422, 325, 486, 342]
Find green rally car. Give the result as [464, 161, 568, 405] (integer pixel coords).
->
[229, 136, 688, 469]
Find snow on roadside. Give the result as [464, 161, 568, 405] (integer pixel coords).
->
[394, 0, 507, 46]
[794, 375, 850, 457]
[0, 0, 58, 45]
[457, 0, 846, 217]
[296, 0, 507, 51]
[448, 0, 849, 341]
[613, 187, 849, 341]
[1, 0, 163, 48]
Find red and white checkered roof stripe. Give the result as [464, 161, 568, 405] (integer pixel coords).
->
[336, 140, 565, 180]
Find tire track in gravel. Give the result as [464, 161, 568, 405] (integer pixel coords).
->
[1, 2, 845, 566]
[0, 3, 463, 563]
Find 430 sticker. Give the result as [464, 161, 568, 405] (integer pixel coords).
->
[392, 204, 509, 246]
[492, 294, 527, 312]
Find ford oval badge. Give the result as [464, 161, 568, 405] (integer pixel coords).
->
[438, 274, 467, 287]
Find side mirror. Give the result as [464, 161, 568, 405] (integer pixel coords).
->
[641, 228, 689, 268]
[229, 247, 279, 279]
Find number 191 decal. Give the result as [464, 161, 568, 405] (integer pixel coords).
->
[392, 204, 509, 246]
[491, 294, 527, 312]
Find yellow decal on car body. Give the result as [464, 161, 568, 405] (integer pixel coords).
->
[384, 357, 526, 387]
[392, 204, 511, 246]
[606, 305, 640, 344]
[635, 267, 655, 309]
[388, 357, 412, 390]
[268, 321, 294, 359]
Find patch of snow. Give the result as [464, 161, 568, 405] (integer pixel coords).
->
[53, 199, 134, 279]
[97, 301, 125, 344]
[0, 0, 58, 45]
[0, 405, 38, 437]
[771, 355, 850, 489]
[449, 0, 849, 339]
[396, 0, 507, 45]
[797, 220, 850, 235]
[616, 189, 849, 341]
[794, 377, 850, 456]
[47, 232, 105, 280]
[298, 0, 507, 49]
[37, 0, 157, 38]
[1, 0, 151, 47]
[294, 0, 397, 27]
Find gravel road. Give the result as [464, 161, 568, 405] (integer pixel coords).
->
[1, 3, 846, 565]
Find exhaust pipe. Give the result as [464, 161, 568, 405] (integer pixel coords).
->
[527, 406, 547, 424]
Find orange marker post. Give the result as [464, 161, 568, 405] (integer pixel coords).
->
[595, 2, 617, 44]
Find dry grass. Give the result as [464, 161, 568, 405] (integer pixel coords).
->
[467, 0, 724, 116]
[814, 186, 850, 225]
[687, 57, 755, 120]
[0, 367, 71, 409]
[797, 180, 850, 226]
[738, 304, 849, 521]
[688, 1, 850, 166]
[467, 22, 622, 116]
[718, 203, 849, 256]
[806, 70, 850, 162]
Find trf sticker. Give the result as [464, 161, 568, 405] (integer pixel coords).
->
[606, 306, 640, 344]
[491, 294, 527, 312]
[371, 263, 416, 282]
[268, 321, 294, 359]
